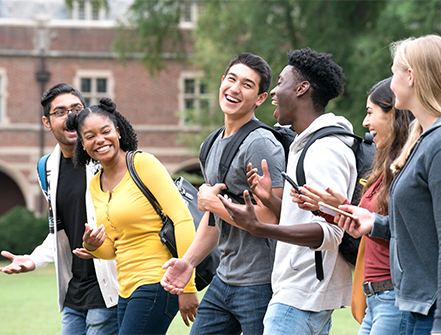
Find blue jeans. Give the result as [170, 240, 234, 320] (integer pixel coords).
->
[263, 303, 333, 335]
[61, 306, 118, 335]
[117, 283, 179, 335]
[190, 275, 272, 335]
[405, 304, 435, 335]
[358, 289, 407, 335]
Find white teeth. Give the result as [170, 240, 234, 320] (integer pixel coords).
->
[96, 146, 110, 152]
[272, 101, 278, 106]
[226, 95, 239, 103]
[370, 130, 377, 136]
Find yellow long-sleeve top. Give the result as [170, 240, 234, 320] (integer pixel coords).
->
[88, 152, 196, 298]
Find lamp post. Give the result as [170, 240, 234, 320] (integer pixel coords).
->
[34, 14, 51, 215]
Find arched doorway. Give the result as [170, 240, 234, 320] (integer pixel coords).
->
[0, 172, 26, 216]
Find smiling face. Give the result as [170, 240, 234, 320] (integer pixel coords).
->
[363, 96, 394, 150]
[218, 63, 267, 119]
[42, 93, 84, 157]
[270, 65, 299, 126]
[80, 113, 121, 164]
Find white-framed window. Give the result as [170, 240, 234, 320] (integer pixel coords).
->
[0, 69, 8, 125]
[71, 0, 107, 21]
[74, 70, 114, 106]
[178, 72, 212, 125]
[179, 1, 205, 29]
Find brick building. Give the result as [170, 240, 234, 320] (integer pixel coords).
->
[0, 0, 205, 216]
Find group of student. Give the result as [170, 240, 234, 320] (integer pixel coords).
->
[0, 33, 440, 335]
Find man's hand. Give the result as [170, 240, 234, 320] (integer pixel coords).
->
[0, 250, 36, 274]
[83, 223, 105, 252]
[178, 293, 199, 327]
[161, 258, 194, 295]
[197, 183, 226, 212]
[218, 190, 263, 236]
[72, 248, 96, 259]
[247, 160, 273, 203]
[291, 185, 346, 212]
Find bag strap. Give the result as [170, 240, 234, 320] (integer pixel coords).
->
[295, 126, 361, 281]
[37, 153, 51, 195]
[125, 150, 168, 223]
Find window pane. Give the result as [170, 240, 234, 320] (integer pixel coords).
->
[199, 82, 207, 94]
[97, 78, 107, 93]
[81, 78, 91, 92]
[182, 2, 192, 22]
[185, 99, 194, 109]
[92, 1, 100, 20]
[184, 79, 195, 94]
[84, 98, 91, 107]
[78, 0, 85, 20]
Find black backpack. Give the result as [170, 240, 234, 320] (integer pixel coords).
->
[199, 118, 296, 226]
[295, 126, 376, 280]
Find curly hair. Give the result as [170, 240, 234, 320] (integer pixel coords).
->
[361, 77, 413, 215]
[287, 48, 345, 111]
[65, 97, 138, 169]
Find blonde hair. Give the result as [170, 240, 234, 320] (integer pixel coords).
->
[390, 35, 441, 172]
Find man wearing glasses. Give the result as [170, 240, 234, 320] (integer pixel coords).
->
[0, 83, 119, 335]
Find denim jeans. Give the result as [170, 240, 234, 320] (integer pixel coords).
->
[358, 289, 408, 335]
[263, 303, 333, 335]
[61, 306, 118, 335]
[405, 304, 435, 335]
[190, 275, 272, 335]
[117, 283, 179, 335]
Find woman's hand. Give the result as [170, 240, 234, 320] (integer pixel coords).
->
[178, 293, 199, 327]
[83, 223, 105, 251]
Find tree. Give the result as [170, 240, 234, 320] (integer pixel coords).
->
[114, 0, 441, 138]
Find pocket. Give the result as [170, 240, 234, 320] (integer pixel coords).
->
[164, 291, 179, 320]
[390, 238, 403, 290]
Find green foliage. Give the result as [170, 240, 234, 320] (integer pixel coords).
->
[0, 206, 48, 255]
[114, 0, 441, 141]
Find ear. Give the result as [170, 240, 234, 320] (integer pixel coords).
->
[408, 68, 415, 87]
[42, 115, 52, 131]
[117, 126, 121, 139]
[296, 81, 310, 97]
[255, 92, 268, 107]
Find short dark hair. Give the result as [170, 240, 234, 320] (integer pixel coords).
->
[41, 83, 86, 116]
[287, 48, 345, 111]
[65, 97, 138, 169]
[224, 52, 272, 95]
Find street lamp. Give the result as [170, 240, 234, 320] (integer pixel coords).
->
[34, 14, 51, 215]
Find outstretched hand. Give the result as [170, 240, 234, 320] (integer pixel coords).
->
[0, 250, 35, 274]
[218, 190, 263, 236]
[72, 248, 96, 259]
[291, 185, 346, 212]
[161, 258, 194, 295]
[247, 160, 272, 203]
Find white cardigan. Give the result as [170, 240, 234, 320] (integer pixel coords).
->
[30, 144, 119, 312]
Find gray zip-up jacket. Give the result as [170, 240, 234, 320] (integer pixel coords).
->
[371, 118, 441, 333]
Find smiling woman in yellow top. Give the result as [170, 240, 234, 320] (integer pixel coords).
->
[65, 97, 198, 335]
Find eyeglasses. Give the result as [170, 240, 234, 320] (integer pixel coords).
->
[47, 105, 84, 118]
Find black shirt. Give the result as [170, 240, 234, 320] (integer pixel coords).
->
[57, 155, 105, 310]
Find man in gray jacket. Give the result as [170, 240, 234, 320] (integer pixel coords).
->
[0, 84, 118, 335]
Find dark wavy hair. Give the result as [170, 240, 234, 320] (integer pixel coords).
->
[65, 97, 138, 169]
[224, 52, 272, 95]
[287, 48, 345, 112]
[41, 83, 86, 117]
[362, 77, 414, 215]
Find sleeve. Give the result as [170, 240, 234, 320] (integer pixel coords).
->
[304, 137, 357, 251]
[370, 214, 391, 241]
[245, 135, 286, 189]
[136, 153, 197, 293]
[85, 235, 117, 260]
[28, 233, 54, 270]
[428, 150, 441, 333]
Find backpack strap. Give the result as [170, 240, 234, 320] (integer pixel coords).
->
[37, 153, 51, 195]
[295, 126, 361, 281]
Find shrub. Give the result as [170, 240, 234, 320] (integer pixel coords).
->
[0, 206, 48, 255]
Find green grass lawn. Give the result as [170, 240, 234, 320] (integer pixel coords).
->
[0, 262, 359, 334]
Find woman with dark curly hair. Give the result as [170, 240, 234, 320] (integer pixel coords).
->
[66, 97, 198, 335]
